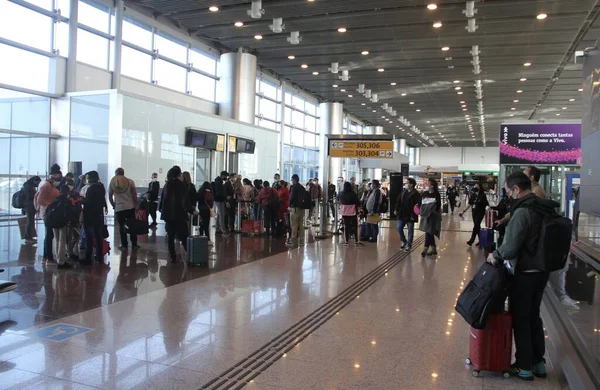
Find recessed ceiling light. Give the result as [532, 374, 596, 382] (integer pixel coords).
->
[537, 13, 548, 20]
[463, 108, 467, 111]
[209, 6, 219, 12]
[433, 21, 443, 28]
[520, 78, 527, 81]
[338, 27, 347, 33]
[578, 88, 584, 92]
[511, 107, 516, 110]
[301, 64, 308, 68]
[288, 55, 296, 59]
[513, 99, 519, 103]
[523, 62, 532, 67]
[556, 113, 561, 116]
[562, 107, 567, 110]
[461, 105, 466, 108]
[457, 91, 463, 95]
[360, 50, 370, 56]
[254, 35, 263, 40]
[416, 109, 421, 112]
[372, 110, 376, 112]
[381, 116, 386, 119]
[390, 82, 397, 86]
[409, 102, 415, 105]
[460, 101, 465, 104]
[427, 121, 431, 123]
[348, 94, 353, 97]
[234, 21, 244, 27]
[361, 103, 366, 105]
[516, 90, 523, 93]
[569, 98, 575, 101]
[455, 87, 461, 90]
[453, 80, 461, 84]
[427, 3, 438, 10]
[401, 93, 407, 96]
[340, 89, 346, 92]
[332, 84, 338, 87]
[509, 114, 514, 116]
[378, 68, 385, 72]
[441, 46, 450, 51]
[312, 71, 319, 75]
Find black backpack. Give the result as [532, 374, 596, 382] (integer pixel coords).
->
[296, 185, 312, 210]
[527, 207, 573, 272]
[455, 262, 508, 329]
[12, 189, 25, 209]
[379, 193, 389, 214]
[44, 197, 70, 229]
[267, 189, 280, 211]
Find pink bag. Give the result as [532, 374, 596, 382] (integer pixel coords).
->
[413, 204, 420, 216]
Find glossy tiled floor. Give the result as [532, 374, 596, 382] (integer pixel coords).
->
[0, 216, 563, 389]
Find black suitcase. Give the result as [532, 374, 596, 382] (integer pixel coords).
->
[456, 262, 508, 329]
[565, 257, 595, 304]
[443, 203, 449, 214]
[187, 235, 209, 266]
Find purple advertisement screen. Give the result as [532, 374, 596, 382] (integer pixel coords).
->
[499, 123, 582, 165]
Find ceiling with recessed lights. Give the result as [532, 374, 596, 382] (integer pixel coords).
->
[131, 0, 600, 147]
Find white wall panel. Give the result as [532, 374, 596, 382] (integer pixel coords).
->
[75, 62, 112, 92]
[462, 147, 499, 165]
[420, 147, 499, 167]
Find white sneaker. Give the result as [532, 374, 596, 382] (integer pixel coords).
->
[560, 296, 580, 309]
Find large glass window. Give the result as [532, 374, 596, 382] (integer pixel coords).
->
[255, 79, 282, 130]
[0, 2, 53, 52]
[155, 33, 187, 63]
[78, 0, 110, 33]
[189, 72, 216, 101]
[77, 28, 109, 68]
[121, 46, 152, 82]
[0, 44, 50, 92]
[122, 19, 153, 49]
[190, 50, 217, 75]
[154, 59, 186, 92]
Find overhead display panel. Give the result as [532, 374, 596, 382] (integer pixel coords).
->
[499, 123, 582, 165]
[328, 140, 394, 159]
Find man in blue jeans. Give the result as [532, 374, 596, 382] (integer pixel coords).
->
[394, 178, 421, 251]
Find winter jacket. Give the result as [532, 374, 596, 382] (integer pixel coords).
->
[35, 180, 59, 218]
[493, 194, 560, 274]
[258, 187, 278, 207]
[289, 183, 304, 208]
[366, 189, 382, 214]
[469, 191, 489, 217]
[309, 183, 322, 200]
[147, 180, 160, 202]
[81, 182, 107, 224]
[212, 177, 226, 202]
[395, 188, 421, 221]
[278, 186, 290, 218]
[418, 195, 442, 238]
[22, 177, 40, 209]
[160, 179, 195, 222]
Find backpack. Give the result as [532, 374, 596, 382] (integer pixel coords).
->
[526, 207, 573, 272]
[44, 197, 70, 229]
[296, 185, 312, 210]
[455, 262, 508, 329]
[267, 189, 280, 211]
[12, 189, 25, 209]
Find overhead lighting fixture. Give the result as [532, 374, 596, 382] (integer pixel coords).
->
[433, 21, 443, 28]
[234, 21, 244, 27]
[337, 27, 347, 33]
[348, 94, 353, 97]
[409, 102, 415, 105]
[520, 78, 527, 81]
[361, 103, 366, 106]
[254, 34, 263, 40]
[556, 113, 561, 116]
[461, 105, 467, 108]
[301, 64, 308, 68]
[390, 82, 397, 86]
[340, 89, 346, 92]
[509, 114, 514, 117]
[209, 6, 219, 12]
[361, 51, 369, 55]
[288, 55, 295, 59]
[441, 46, 450, 51]
[537, 13, 548, 20]
[523, 62, 532, 67]
[562, 107, 567, 110]
[457, 91, 463, 95]
[312, 71, 319, 75]
[453, 80, 461, 84]
[401, 93, 407, 96]
[460, 101, 465, 104]
[578, 88, 584, 92]
[332, 84, 338, 87]
[455, 87, 461, 90]
[372, 110, 376, 112]
[463, 108, 467, 111]
[427, 3, 438, 10]
[513, 99, 519, 103]
[378, 68, 385, 72]
[416, 109, 421, 112]
[516, 90, 523, 93]
[569, 98, 575, 102]
[511, 107, 516, 110]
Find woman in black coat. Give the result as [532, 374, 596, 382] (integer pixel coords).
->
[22, 176, 42, 241]
[460, 183, 489, 246]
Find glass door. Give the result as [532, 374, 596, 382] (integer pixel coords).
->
[195, 148, 211, 187]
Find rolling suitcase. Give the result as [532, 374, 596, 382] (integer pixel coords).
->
[187, 219, 209, 266]
[479, 228, 494, 249]
[443, 203, 449, 214]
[360, 221, 369, 239]
[466, 311, 512, 378]
[485, 209, 498, 229]
[565, 256, 595, 304]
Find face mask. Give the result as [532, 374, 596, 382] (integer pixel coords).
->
[53, 181, 61, 187]
[403, 185, 409, 190]
[151, 177, 157, 182]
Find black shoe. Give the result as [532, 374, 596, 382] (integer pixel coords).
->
[466, 240, 474, 247]
[69, 254, 80, 261]
[400, 241, 407, 249]
[57, 263, 72, 270]
[421, 246, 429, 257]
[131, 245, 140, 250]
[119, 245, 128, 251]
[368, 238, 377, 243]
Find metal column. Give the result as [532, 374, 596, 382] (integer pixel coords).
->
[65, 0, 79, 92]
[111, 0, 124, 89]
[415, 147, 421, 165]
[217, 51, 257, 124]
[365, 126, 384, 179]
[317, 102, 344, 237]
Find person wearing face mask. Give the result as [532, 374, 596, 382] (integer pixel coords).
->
[419, 178, 442, 256]
[224, 172, 236, 232]
[394, 178, 421, 252]
[22, 175, 42, 242]
[35, 164, 63, 263]
[146, 173, 160, 227]
[459, 182, 489, 246]
[486, 172, 561, 381]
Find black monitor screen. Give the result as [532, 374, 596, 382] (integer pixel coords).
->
[204, 133, 218, 149]
[190, 133, 206, 147]
[235, 139, 247, 153]
[245, 140, 256, 154]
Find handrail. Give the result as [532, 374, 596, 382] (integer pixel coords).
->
[571, 241, 600, 273]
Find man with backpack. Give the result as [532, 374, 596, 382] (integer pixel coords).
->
[287, 174, 310, 247]
[44, 184, 75, 269]
[487, 172, 571, 381]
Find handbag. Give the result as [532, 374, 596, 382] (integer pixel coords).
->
[413, 204, 421, 216]
[207, 202, 216, 218]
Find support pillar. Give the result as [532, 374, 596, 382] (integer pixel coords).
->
[365, 126, 384, 180]
[415, 147, 421, 165]
[317, 102, 344, 237]
[217, 51, 257, 124]
[112, 0, 124, 89]
[399, 138, 407, 155]
[65, 0, 79, 92]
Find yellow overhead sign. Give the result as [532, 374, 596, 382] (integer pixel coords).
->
[328, 140, 394, 159]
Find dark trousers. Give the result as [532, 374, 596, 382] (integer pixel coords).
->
[397, 218, 415, 248]
[343, 215, 357, 242]
[449, 199, 456, 213]
[225, 203, 235, 231]
[25, 204, 36, 239]
[469, 212, 484, 243]
[116, 208, 137, 247]
[263, 206, 276, 235]
[43, 221, 54, 260]
[200, 209, 211, 238]
[149, 201, 158, 224]
[166, 220, 189, 260]
[84, 219, 104, 264]
[424, 232, 436, 247]
[510, 271, 550, 370]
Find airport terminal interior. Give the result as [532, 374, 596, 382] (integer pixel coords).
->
[1, 0, 600, 389]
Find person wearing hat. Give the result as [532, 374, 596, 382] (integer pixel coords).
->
[35, 164, 63, 263]
[109, 168, 139, 250]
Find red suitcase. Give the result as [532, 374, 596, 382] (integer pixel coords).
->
[466, 311, 512, 378]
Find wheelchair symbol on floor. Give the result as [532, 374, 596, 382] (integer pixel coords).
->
[31, 323, 93, 342]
